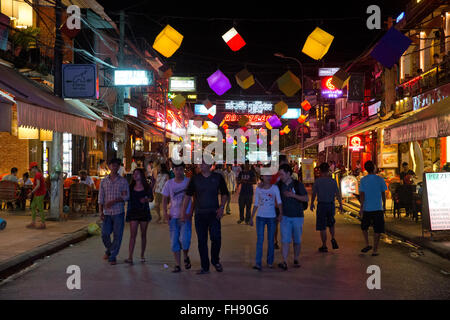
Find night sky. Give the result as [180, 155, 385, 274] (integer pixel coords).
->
[98, 0, 410, 98]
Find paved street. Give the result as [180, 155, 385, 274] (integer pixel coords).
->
[1, 195, 449, 300]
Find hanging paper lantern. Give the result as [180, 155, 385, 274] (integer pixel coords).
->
[267, 115, 282, 129]
[277, 71, 301, 97]
[274, 101, 288, 116]
[207, 114, 214, 120]
[18, 126, 39, 139]
[265, 121, 272, 130]
[282, 125, 291, 134]
[172, 95, 186, 110]
[301, 27, 334, 60]
[202, 122, 209, 129]
[211, 112, 225, 126]
[203, 99, 214, 110]
[235, 68, 255, 89]
[301, 100, 312, 111]
[331, 69, 350, 90]
[297, 115, 307, 123]
[280, 131, 285, 136]
[152, 25, 184, 58]
[40, 129, 53, 141]
[207, 70, 232, 96]
[370, 27, 412, 68]
[238, 115, 249, 127]
[222, 27, 246, 51]
[222, 124, 229, 130]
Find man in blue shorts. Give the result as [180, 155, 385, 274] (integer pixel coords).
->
[277, 164, 309, 270]
[359, 161, 387, 256]
[310, 162, 343, 252]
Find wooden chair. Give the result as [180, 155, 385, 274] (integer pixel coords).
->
[69, 183, 89, 215]
[0, 181, 19, 210]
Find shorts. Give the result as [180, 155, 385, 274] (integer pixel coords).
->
[169, 218, 192, 252]
[361, 211, 385, 234]
[280, 217, 304, 244]
[316, 203, 336, 231]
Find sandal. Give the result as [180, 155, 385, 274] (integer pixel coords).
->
[172, 266, 181, 273]
[361, 246, 373, 253]
[124, 258, 133, 264]
[184, 257, 191, 270]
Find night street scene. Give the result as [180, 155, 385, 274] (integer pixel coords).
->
[0, 0, 449, 310]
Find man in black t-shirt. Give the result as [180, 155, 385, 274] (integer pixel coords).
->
[237, 162, 257, 224]
[399, 162, 415, 184]
[182, 159, 229, 274]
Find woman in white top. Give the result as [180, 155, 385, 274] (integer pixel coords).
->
[249, 172, 282, 270]
[153, 164, 170, 223]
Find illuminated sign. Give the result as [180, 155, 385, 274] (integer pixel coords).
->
[396, 12, 405, 23]
[190, 135, 218, 142]
[114, 70, 152, 86]
[194, 104, 217, 116]
[224, 101, 273, 114]
[224, 113, 272, 123]
[424, 172, 450, 231]
[169, 77, 196, 92]
[187, 94, 197, 100]
[281, 108, 302, 119]
[124, 103, 138, 117]
[368, 101, 381, 116]
[321, 76, 343, 98]
[341, 175, 358, 197]
[318, 68, 340, 77]
[349, 136, 364, 151]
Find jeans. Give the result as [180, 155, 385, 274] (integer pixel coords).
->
[169, 218, 192, 252]
[195, 211, 221, 271]
[255, 217, 276, 266]
[238, 194, 253, 222]
[102, 213, 125, 262]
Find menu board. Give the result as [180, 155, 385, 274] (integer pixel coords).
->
[378, 129, 398, 168]
[424, 172, 450, 231]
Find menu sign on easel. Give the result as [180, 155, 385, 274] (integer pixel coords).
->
[424, 172, 450, 231]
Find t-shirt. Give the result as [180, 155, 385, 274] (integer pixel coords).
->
[277, 180, 307, 218]
[359, 174, 387, 212]
[313, 177, 339, 203]
[238, 170, 256, 196]
[253, 185, 281, 218]
[33, 172, 46, 196]
[80, 176, 95, 188]
[186, 172, 229, 213]
[2, 174, 18, 183]
[162, 177, 192, 218]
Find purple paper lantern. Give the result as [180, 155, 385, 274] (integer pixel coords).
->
[370, 27, 412, 68]
[207, 70, 232, 96]
[267, 115, 282, 129]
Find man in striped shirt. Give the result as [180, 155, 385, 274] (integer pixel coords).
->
[99, 158, 130, 265]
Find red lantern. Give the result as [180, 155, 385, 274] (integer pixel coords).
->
[208, 114, 214, 120]
[297, 115, 307, 123]
[301, 100, 312, 111]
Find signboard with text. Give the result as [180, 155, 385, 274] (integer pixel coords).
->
[321, 76, 343, 99]
[169, 77, 196, 92]
[423, 172, 450, 231]
[62, 64, 97, 98]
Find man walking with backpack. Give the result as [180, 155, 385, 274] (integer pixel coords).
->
[310, 162, 343, 253]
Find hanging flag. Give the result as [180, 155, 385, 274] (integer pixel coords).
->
[222, 27, 246, 51]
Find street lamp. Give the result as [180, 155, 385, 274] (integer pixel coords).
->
[274, 52, 305, 160]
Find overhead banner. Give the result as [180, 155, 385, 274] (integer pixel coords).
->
[384, 117, 439, 145]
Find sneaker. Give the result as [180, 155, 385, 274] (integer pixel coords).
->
[184, 257, 191, 270]
[253, 265, 262, 271]
[293, 260, 301, 268]
[196, 269, 210, 275]
[361, 245, 373, 253]
[214, 263, 223, 272]
[331, 239, 339, 249]
[267, 264, 274, 269]
[237, 220, 243, 224]
[278, 262, 288, 271]
[319, 246, 328, 253]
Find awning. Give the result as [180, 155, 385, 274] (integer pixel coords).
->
[0, 64, 98, 137]
[384, 96, 450, 145]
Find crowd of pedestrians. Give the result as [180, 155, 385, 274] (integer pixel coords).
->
[95, 156, 387, 272]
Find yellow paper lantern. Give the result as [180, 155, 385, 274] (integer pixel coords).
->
[331, 69, 351, 89]
[235, 69, 255, 90]
[282, 125, 291, 134]
[302, 27, 334, 60]
[265, 121, 273, 130]
[40, 129, 53, 141]
[297, 115, 307, 124]
[172, 95, 186, 110]
[277, 71, 301, 97]
[202, 122, 209, 129]
[274, 101, 288, 116]
[152, 25, 184, 58]
[18, 126, 39, 139]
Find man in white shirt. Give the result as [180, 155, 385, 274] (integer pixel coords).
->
[79, 170, 95, 189]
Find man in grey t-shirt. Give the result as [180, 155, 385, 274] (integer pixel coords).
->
[310, 163, 343, 253]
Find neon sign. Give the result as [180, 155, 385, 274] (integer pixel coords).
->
[349, 136, 364, 151]
[321, 76, 343, 99]
[224, 113, 272, 123]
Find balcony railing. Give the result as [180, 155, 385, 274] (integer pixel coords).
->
[396, 61, 450, 99]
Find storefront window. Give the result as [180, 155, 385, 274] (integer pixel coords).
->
[63, 133, 72, 177]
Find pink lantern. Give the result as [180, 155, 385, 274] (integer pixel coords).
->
[267, 115, 282, 129]
[207, 70, 232, 96]
[222, 27, 246, 51]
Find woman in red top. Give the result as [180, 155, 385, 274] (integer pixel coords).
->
[27, 162, 47, 229]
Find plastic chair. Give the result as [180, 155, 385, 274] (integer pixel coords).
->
[0, 181, 19, 210]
